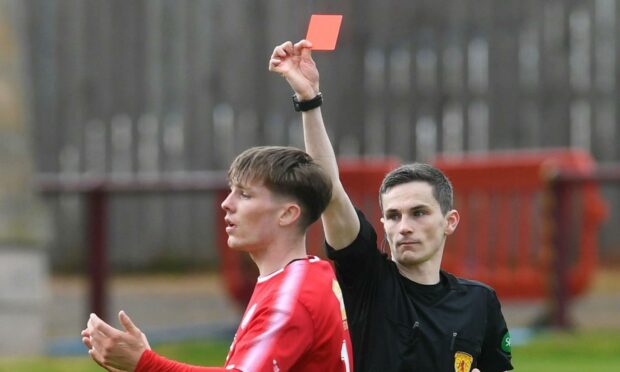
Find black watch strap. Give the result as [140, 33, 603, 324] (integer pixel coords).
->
[292, 93, 323, 112]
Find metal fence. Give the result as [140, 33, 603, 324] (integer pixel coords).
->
[16, 0, 620, 270]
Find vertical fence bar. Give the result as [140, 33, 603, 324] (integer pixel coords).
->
[549, 164, 620, 328]
[551, 178, 572, 328]
[87, 189, 108, 320]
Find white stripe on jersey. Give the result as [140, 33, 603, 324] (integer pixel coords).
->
[240, 303, 257, 330]
[238, 261, 308, 371]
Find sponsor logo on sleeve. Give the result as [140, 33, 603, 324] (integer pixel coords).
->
[501, 331, 512, 353]
[332, 280, 348, 330]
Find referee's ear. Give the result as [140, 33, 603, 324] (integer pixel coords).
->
[444, 209, 460, 236]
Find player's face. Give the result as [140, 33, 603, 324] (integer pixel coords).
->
[221, 180, 285, 253]
[381, 181, 458, 269]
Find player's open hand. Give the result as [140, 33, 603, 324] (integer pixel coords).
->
[81, 311, 151, 372]
[269, 40, 319, 100]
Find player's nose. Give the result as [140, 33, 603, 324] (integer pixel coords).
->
[221, 191, 234, 212]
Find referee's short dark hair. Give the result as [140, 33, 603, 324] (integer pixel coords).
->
[379, 163, 454, 215]
[228, 146, 332, 230]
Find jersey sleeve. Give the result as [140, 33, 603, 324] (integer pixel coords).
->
[477, 291, 514, 371]
[225, 299, 314, 372]
[135, 349, 233, 372]
[325, 208, 386, 289]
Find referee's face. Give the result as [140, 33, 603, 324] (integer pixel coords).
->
[380, 181, 459, 270]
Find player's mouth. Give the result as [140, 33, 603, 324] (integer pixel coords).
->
[225, 217, 236, 233]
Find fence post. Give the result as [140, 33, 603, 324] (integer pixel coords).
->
[87, 189, 108, 320]
[550, 177, 572, 328]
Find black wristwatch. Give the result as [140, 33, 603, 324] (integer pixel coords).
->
[292, 93, 323, 112]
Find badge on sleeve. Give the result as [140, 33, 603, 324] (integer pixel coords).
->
[454, 351, 473, 372]
[501, 331, 512, 353]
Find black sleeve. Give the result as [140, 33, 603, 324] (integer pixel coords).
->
[477, 291, 514, 371]
[325, 208, 387, 290]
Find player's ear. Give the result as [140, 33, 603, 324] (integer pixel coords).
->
[444, 209, 460, 235]
[279, 203, 301, 227]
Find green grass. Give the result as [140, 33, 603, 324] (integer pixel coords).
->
[514, 329, 620, 371]
[1, 329, 619, 371]
[0, 340, 229, 372]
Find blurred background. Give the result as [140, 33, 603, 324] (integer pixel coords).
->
[1, 0, 619, 369]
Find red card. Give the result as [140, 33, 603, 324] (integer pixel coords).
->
[305, 14, 343, 51]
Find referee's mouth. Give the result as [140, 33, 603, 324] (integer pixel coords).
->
[397, 240, 420, 247]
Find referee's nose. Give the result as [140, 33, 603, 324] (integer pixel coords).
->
[398, 215, 414, 235]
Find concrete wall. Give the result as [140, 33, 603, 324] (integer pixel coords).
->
[0, 1, 49, 356]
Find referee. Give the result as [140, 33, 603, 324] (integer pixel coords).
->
[270, 39, 514, 372]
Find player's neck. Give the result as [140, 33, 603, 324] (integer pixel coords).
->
[251, 234, 307, 277]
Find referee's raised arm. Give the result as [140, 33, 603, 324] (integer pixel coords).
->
[268, 39, 359, 250]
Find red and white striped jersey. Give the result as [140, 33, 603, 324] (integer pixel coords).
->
[225, 256, 353, 372]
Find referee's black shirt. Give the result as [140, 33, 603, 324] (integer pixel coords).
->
[326, 209, 513, 372]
